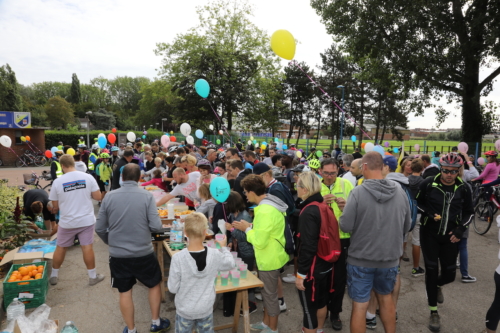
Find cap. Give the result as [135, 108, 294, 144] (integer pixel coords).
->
[284, 150, 295, 158]
[253, 162, 270, 175]
[111, 147, 119, 152]
[292, 164, 311, 172]
[383, 155, 398, 171]
[126, 142, 133, 147]
[119, 143, 125, 147]
[197, 159, 211, 166]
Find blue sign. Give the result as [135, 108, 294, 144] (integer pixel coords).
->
[0, 111, 32, 128]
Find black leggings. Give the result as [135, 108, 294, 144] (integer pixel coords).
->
[486, 272, 500, 330]
[420, 226, 458, 308]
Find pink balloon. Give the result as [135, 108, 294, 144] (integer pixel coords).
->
[477, 157, 485, 165]
[495, 140, 500, 151]
[458, 142, 468, 153]
[161, 135, 170, 148]
[414, 144, 420, 151]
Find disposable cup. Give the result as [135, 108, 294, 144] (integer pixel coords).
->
[239, 264, 248, 279]
[207, 240, 215, 248]
[215, 234, 225, 242]
[235, 258, 243, 265]
[231, 271, 240, 286]
[220, 271, 229, 286]
[230, 252, 238, 258]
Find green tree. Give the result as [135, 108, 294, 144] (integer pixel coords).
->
[136, 79, 181, 129]
[44, 96, 75, 129]
[311, 0, 500, 146]
[69, 73, 81, 105]
[0, 64, 23, 111]
[31, 82, 71, 105]
[88, 108, 116, 130]
[154, 0, 280, 131]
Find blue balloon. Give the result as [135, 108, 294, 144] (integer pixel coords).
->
[274, 138, 279, 143]
[142, 135, 146, 139]
[253, 140, 257, 144]
[262, 141, 267, 146]
[283, 144, 288, 150]
[194, 79, 210, 98]
[51, 146, 58, 154]
[393, 148, 399, 154]
[373, 145, 385, 156]
[98, 136, 107, 149]
[351, 135, 357, 142]
[195, 129, 203, 139]
[210, 177, 230, 203]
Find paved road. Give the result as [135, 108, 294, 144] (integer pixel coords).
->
[2, 167, 498, 332]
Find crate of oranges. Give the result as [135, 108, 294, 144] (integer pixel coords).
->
[3, 262, 49, 309]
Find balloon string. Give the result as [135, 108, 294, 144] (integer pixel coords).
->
[26, 140, 42, 154]
[221, 201, 228, 223]
[205, 100, 241, 152]
[8, 147, 27, 166]
[290, 60, 373, 141]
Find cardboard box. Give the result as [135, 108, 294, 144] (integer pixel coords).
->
[26, 230, 53, 239]
[0, 234, 57, 266]
[14, 319, 59, 333]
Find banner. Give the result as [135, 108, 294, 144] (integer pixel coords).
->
[0, 111, 32, 128]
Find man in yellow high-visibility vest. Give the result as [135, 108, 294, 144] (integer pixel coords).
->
[50, 151, 63, 180]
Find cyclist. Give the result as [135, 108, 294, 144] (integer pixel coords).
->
[306, 147, 319, 161]
[473, 151, 500, 184]
[88, 147, 99, 174]
[77, 144, 89, 167]
[77, 136, 85, 146]
[308, 159, 322, 179]
[416, 153, 474, 332]
[110, 146, 120, 166]
[50, 151, 63, 180]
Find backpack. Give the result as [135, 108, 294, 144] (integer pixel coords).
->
[269, 181, 296, 215]
[400, 183, 418, 231]
[268, 181, 296, 255]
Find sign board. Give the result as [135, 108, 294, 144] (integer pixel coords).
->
[0, 111, 32, 128]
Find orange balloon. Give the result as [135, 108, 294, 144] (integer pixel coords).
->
[361, 143, 366, 148]
[25, 136, 31, 141]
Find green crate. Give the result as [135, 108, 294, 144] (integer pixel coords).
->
[3, 261, 49, 308]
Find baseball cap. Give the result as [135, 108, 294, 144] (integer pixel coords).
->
[253, 162, 270, 175]
[383, 155, 398, 171]
[284, 150, 295, 158]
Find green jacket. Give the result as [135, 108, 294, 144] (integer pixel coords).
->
[321, 177, 354, 239]
[96, 162, 112, 182]
[246, 195, 289, 271]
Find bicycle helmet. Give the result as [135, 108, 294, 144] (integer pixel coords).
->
[197, 159, 210, 167]
[168, 146, 177, 153]
[292, 164, 311, 173]
[309, 159, 321, 169]
[77, 144, 87, 149]
[485, 150, 498, 157]
[100, 153, 110, 159]
[310, 147, 316, 151]
[218, 151, 226, 160]
[111, 146, 119, 152]
[101, 148, 109, 153]
[439, 153, 463, 168]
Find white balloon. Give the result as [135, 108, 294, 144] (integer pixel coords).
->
[364, 142, 374, 153]
[98, 133, 106, 139]
[180, 123, 191, 137]
[0, 135, 12, 148]
[209, 125, 214, 130]
[247, 140, 252, 145]
[219, 130, 223, 135]
[126, 132, 136, 142]
[186, 135, 194, 144]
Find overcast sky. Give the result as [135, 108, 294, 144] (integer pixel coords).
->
[0, 0, 498, 130]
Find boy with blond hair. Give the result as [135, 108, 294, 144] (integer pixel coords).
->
[168, 213, 235, 333]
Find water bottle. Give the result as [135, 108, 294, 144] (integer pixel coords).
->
[6, 298, 25, 322]
[170, 219, 184, 250]
[35, 215, 44, 231]
[60, 321, 79, 333]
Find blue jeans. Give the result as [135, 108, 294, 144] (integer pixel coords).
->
[346, 264, 398, 303]
[175, 313, 214, 333]
[458, 238, 469, 277]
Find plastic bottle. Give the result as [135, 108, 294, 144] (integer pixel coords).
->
[60, 321, 79, 333]
[6, 298, 25, 322]
[170, 219, 184, 250]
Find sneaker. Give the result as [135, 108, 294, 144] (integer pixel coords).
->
[89, 273, 105, 286]
[411, 267, 425, 277]
[402, 251, 409, 262]
[262, 327, 278, 333]
[366, 317, 377, 330]
[240, 301, 258, 316]
[282, 274, 296, 284]
[428, 313, 440, 332]
[150, 318, 171, 333]
[279, 301, 287, 312]
[437, 286, 444, 304]
[49, 276, 58, 285]
[255, 293, 262, 301]
[331, 316, 342, 331]
[250, 322, 268, 331]
[123, 327, 138, 333]
[462, 275, 477, 283]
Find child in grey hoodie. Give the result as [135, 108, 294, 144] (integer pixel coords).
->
[168, 212, 235, 333]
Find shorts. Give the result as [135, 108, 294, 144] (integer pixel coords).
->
[109, 253, 162, 293]
[258, 270, 280, 316]
[347, 264, 398, 303]
[298, 270, 331, 329]
[175, 313, 213, 333]
[412, 221, 421, 246]
[56, 225, 95, 247]
[97, 179, 110, 192]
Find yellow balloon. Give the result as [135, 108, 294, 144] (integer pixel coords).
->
[261, 144, 266, 150]
[296, 151, 302, 158]
[67, 148, 75, 156]
[20, 136, 26, 142]
[271, 30, 296, 60]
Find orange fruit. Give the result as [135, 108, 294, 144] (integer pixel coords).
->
[21, 275, 30, 281]
[37, 265, 44, 272]
[35, 274, 42, 279]
[12, 270, 19, 275]
[18, 267, 28, 276]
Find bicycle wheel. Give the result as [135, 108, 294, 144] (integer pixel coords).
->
[35, 156, 47, 167]
[15, 156, 27, 168]
[473, 202, 493, 235]
[43, 183, 52, 194]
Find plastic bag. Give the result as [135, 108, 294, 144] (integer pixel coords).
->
[16, 315, 35, 333]
[39, 319, 58, 333]
[18, 240, 56, 255]
[28, 303, 50, 330]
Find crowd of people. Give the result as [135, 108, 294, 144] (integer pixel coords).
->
[24, 135, 500, 333]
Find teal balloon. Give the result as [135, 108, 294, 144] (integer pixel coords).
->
[51, 146, 58, 154]
[283, 144, 288, 150]
[351, 135, 357, 142]
[210, 177, 230, 203]
[195, 129, 203, 139]
[393, 148, 399, 154]
[142, 135, 146, 139]
[194, 79, 210, 98]
[253, 140, 257, 144]
[373, 145, 385, 156]
[98, 136, 107, 149]
[274, 138, 279, 143]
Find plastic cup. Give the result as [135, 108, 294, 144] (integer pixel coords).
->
[239, 264, 248, 279]
[231, 271, 240, 286]
[207, 240, 215, 248]
[230, 251, 238, 258]
[235, 258, 243, 265]
[220, 271, 229, 286]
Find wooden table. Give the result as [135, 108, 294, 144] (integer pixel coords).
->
[163, 240, 264, 333]
[153, 240, 167, 302]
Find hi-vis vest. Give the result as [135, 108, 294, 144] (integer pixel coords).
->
[88, 153, 98, 171]
[53, 161, 62, 177]
[78, 139, 85, 145]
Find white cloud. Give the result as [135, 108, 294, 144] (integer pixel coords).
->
[0, 0, 497, 130]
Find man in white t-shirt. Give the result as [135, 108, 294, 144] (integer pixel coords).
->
[156, 168, 201, 207]
[48, 154, 104, 286]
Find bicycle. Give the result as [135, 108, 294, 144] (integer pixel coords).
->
[15, 149, 47, 168]
[23, 171, 53, 193]
[473, 185, 500, 235]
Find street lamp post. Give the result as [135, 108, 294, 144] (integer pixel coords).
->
[161, 118, 167, 133]
[156, 122, 159, 130]
[337, 85, 345, 149]
[85, 111, 92, 148]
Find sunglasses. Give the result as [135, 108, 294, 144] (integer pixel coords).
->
[322, 171, 337, 176]
[441, 169, 459, 175]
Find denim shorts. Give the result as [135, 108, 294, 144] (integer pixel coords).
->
[175, 313, 213, 333]
[347, 264, 398, 303]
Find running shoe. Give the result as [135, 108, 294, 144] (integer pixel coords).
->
[411, 267, 425, 277]
[428, 313, 440, 332]
[240, 301, 258, 316]
[279, 300, 287, 312]
[255, 293, 262, 301]
[402, 251, 409, 262]
[251, 322, 268, 331]
[282, 274, 296, 283]
[366, 317, 377, 330]
[331, 315, 342, 331]
[150, 318, 170, 333]
[462, 275, 477, 283]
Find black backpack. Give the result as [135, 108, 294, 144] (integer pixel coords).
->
[400, 183, 418, 231]
[268, 181, 296, 254]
